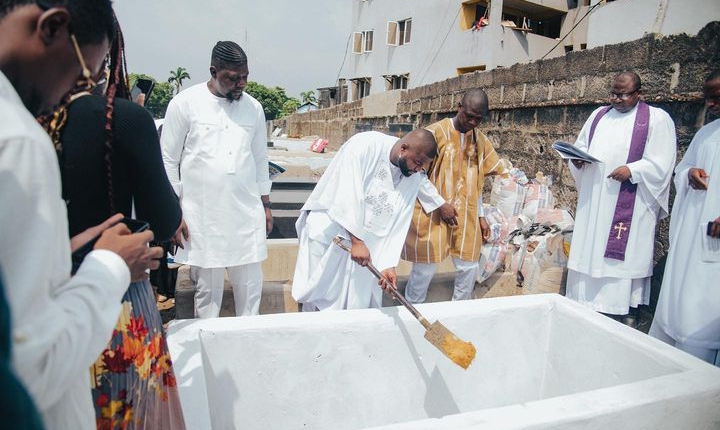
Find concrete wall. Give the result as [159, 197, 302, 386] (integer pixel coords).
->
[588, 0, 720, 49]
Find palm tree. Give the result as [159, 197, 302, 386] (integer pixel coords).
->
[300, 90, 317, 105]
[168, 67, 191, 95]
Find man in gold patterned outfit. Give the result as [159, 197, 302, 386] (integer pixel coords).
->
[402, 89, 506, 302]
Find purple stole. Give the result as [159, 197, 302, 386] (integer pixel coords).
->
[587, 101, 650, 261]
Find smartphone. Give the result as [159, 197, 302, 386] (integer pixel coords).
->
[130, 77, 155, 101]
[708, 221, 716, 236]
[70, 218, 150, 275]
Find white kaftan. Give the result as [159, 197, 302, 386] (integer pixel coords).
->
[0, 71, 130, 429]
[292, 132, 441, 310]
[161, 83, 270, 268]
[651, 118, 720, 351]
[566, 104, 676, 314]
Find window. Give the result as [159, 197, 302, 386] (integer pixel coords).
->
[352, 30, 374, 54]
[457, 65, 486, 75]
[364, 30, 374, 52]
[386, 18, 411, 46]
[384, 74, 409, 90]
[461, 0, 489, 31]
[499, 5, 563, 39]
[351, 77, 371, 99]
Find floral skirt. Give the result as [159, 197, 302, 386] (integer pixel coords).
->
[91, 280, 186, 430]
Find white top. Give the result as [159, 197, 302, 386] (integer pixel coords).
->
[0, 71, 130, 430]
[300, 131, 436, 271]
[568, 104, 676, 278]
[653, 118, 720, 348]
[161, 83, 271, 268]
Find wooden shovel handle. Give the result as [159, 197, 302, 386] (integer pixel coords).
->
[333, 236, 432, 330]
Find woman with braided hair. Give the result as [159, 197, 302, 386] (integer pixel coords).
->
[43, 18, 186, 430]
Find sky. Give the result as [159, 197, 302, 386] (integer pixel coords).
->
[114, 0, 351, 99]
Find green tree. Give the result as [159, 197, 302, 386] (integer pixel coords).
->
[279, 98, 301, 118]
[245, 81, 296, 120]
[300, 90, 317, 104]
[167, 66, 190, 95]
[128, 73, 174, 119]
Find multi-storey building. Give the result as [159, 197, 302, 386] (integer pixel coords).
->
[323, 0, 718, 104]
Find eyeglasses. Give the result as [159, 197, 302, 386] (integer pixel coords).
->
[609, 90, 639, 100]
[69, 33, 100, 90]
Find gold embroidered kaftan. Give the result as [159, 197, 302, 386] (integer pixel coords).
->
[402, 118, 505, 263]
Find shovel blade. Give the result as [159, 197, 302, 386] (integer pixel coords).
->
[424, 321, 477, 369]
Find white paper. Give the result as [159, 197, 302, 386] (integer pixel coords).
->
[552, 141, 602, 163]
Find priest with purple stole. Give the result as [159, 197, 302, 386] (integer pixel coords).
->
[565, 72, 677, 321]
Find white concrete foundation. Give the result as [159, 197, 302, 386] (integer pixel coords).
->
[167, 294, 720, 430]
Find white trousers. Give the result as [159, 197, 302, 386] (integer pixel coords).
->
[190, 263, 263, 318]
[565, 270, 650, 315]
[649, 322, 720, 366]
[405, 257, 479, 303]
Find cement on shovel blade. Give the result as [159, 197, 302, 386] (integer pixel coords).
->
[423, 319, 477, 369]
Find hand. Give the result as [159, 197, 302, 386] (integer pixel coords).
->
[70, 213, 124, 253]
[439, 203, 458, 226]
[265, 207, 274, 235]
[607, 165, 632, 182]
[172, 218, 190, 249]
[571, 159, 588, 169]
[479, 216, 490, 241]
[689, 168, 709, 191]
[378, 268, 397, 291]
[133, 92, 146, 106]
[709, 217, 720, 238]
[95, 224, 163, 281]
[350, 236, 371, 267]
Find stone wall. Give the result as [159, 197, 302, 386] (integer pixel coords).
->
[275, 22, 720, 303]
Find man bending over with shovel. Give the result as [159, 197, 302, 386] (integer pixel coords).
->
[292, 129, 441, 311]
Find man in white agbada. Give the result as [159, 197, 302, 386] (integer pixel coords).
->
[566, 72, 676, 321]
[292, 130, 439, 310]
[0, 1, 161, 428]
[650, 71, 720, 365]
[162, 41, 272, 318]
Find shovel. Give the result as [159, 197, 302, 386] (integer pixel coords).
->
[333, 236, 476, 369]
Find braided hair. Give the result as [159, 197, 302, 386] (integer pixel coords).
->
[211, 41, 247, 70]
[39, 13, 130, 214]
[101, 14, 131, 213]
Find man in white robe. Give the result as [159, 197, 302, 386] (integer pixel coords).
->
[566, 72, 676, 321]
[0, 2, 161, 429]
[292, 130, 439, 310]
[162, 41, 272, 318]
[650, 71, 720, 365]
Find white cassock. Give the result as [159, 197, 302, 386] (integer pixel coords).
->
[292, 131, 441, 310]
[162, 83, 270, 317]
[650, 118, 720, 364]
[566, 104, 676, 315]
[0, 71, 130, 429]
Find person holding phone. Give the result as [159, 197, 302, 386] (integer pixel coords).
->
[650, 71, 720, 366]
[42, 17, 186, 430]
[0, 1, 161, 429]
[161, 41, 272, 318]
